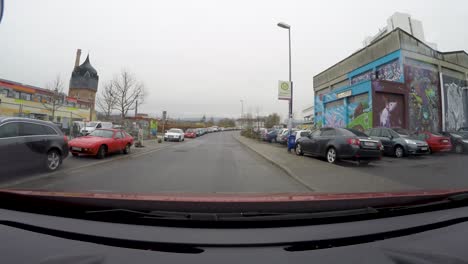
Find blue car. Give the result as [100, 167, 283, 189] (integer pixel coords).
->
[263, 129, 279, 143]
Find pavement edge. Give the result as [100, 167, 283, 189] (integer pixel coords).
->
[232, 134, 315, 192]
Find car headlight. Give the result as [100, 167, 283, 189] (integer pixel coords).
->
[404, 139, 417, 145]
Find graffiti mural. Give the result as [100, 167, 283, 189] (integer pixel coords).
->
[443, 75, 468, 131]
[377, 59, 403, 82]
[404, 64, 441, 132]
[351, 71, 372, 85]
[324, 99, 345, 128]
[373, 92, 404, 128]
[347, 93, 372, 131]
[314, 94, 325, 128]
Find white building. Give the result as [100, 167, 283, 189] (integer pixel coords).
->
[363, 12, 437, 50]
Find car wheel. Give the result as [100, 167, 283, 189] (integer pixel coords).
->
[96, 145, 107, 159]
[394, 145, 404, 158]
[326, 147, 337, 164]
[72, 153, 79, 157]
[295, 144, 304, 156]
[123, 144, 131, 154]
[455, 144, 463, 154]
[45, 150, 61, 171]
[182, 138, 185, 141]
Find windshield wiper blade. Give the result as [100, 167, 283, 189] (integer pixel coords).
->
[85, 207, 381, 221]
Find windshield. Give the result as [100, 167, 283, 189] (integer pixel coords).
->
[1, 1, 468, 221]
[89, 129, 114, 138]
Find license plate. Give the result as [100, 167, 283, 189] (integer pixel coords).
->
[364, 142, 375, 146]
[421, 147, 428, 151]
[442, 140, 448, 143]
[72, 147, 82, 151]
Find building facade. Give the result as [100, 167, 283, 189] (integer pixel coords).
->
[0, 78, 94, 126]
[314, 28, 468, 132]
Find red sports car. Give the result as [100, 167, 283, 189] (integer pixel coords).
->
[184, 129, 197, 138]
[415, 131, 452, 153]
[69, 129, 134, 159]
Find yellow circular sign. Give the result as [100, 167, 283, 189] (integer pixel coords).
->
[281, 82, 289, 91]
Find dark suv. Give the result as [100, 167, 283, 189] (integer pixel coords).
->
[0, 117, 69, 172]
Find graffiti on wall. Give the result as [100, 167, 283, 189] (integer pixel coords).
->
[443, 75, 468, 131]
[404, 65, 440, 132]
[374, 92, 404, 128]
[324, 99, 345, 128]
[351, 71, 372, 85]
[314, 94, 324, 128]
[377, 59, 403, 82]
[347, 93, 372, 131]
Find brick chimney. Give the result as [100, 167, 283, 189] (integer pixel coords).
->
[74, 49, 82, 67]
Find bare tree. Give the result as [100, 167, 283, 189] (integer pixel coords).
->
[112, 70, 145, 118]
[96, 81, 117, 119]
[42, 75, 65, 121]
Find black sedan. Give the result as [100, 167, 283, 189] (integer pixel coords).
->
[295, 128, 382, 165]
[0, 117, 69, 173]
[441, 131, 468, 154]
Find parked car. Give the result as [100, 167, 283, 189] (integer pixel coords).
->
[184, 129, 197, 138]
[277, 128, 298, 145]
[80, 121, 113, 135]
[367, 127, 429, 158]
[413, 131, 452, 153]
[164, 128, 185, 142]
[69, 129, 133, 159]
[264, 129, 279, 143]
[441, 131, 468, 154]
[0, 117, 69, 172]
[295, 128, 382, 165]
[276, 128, 289, 144]
[294, 130, 311, 143]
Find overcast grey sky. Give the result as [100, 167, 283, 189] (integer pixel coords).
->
[1, 0, 467, 120]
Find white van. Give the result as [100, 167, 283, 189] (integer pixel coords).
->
[80, 121, 113, 135]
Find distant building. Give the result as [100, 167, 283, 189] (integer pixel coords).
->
[363, 12, 437, 50]
[68, 49, 99, 120]
[301, 105, 314, 125]
[0, 78, 93, 124]
[314, 28, 468, 132]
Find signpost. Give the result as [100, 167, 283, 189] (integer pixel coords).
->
[278, 80, 292, 100]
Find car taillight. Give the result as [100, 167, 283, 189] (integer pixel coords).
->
[377, 142, 383, 150]
[347, 138, 360, 146]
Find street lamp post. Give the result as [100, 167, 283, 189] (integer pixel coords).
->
[277, 22, 294, 150]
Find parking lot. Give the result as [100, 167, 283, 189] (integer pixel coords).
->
[236, 134, 468, 193]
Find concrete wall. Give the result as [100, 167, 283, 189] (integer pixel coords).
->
[314, 30, 401, 92]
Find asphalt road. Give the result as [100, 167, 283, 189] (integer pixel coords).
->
[7, 132, 309, 193]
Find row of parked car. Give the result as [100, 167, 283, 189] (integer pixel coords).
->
[0, 117, 135, 173]
[164, 126, 238, 142]
[259, 126, 468, 165]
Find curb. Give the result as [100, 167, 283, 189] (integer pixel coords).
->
[233, 134, 315, 192]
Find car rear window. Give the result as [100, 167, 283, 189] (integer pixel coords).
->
[20, 122, 52, 136]
[339, 128, 368, 137]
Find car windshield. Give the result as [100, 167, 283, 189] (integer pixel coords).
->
[1, 1, 468, 222]
[89, 129, 114, 138]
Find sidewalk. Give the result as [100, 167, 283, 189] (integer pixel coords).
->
[234, 134, 414, 193]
